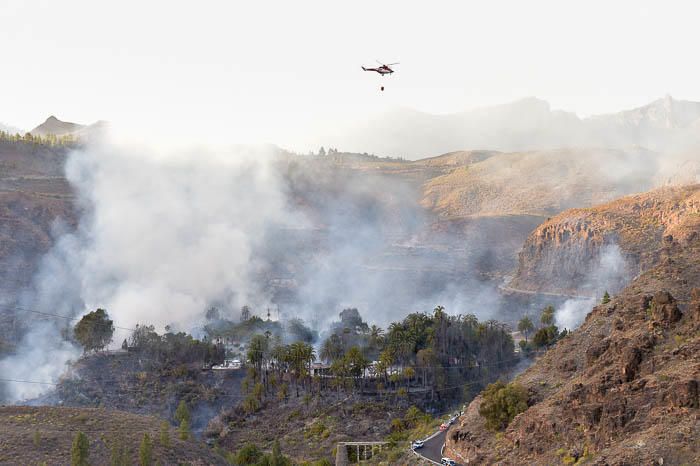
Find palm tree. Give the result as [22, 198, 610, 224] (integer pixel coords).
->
[517, 316, 534, 342]
[320, 334, 344, 362]
[287, 342, 316, 396]
[403, 367, 415, 393]
[369, 325, 384, 351]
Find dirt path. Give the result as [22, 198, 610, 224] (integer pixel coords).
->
[498, 284, 594, 300]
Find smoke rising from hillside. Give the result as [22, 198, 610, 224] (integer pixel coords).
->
[1, 140, 508, 402]
[0, 142, 297, 402]
[554, 244, 629, 330]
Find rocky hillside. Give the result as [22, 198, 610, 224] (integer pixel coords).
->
[0, 405, 227, 465]
[444, 189, 700, 465]
[511, 184, 700, 296]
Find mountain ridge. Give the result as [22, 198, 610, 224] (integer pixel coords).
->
[320, 95, 700, 159]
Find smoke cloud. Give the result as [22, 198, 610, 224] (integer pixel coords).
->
[2, 139, 510, 402]
[554, 243, 629, 330]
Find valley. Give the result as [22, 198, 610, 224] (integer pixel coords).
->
[0, 105, 699, 464]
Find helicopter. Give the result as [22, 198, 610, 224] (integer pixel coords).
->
[362, 61, 399, 76]
[362, 61, 398, 91]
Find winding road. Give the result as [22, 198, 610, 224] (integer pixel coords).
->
[412, 428, 462, 465]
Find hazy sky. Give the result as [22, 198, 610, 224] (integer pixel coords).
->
[2, 0, 699, 149]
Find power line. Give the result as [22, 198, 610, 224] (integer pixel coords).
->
[6, 305, 136, 332]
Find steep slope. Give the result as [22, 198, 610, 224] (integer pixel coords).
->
[0, 140, 77, 353]
[0, 140, 76, 300]
[511, 185, 700, 295]
[445, 189, 700, 465]
[0, 406, 227, 465]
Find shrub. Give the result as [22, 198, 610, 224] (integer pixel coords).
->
[478, 381, 529, 431]
[175, 400, 190, 425]
[243, 395, 261, 414]
[277, 383, 289, 401]
[33, 430, 40, 447]
[234, 443, 261, 465]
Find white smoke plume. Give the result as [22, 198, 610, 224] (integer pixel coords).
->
[58, 141, 296, 330]
[554, 243, 629, 330]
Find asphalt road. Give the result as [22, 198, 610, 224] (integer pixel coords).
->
[420, 429, 446, 463]
[412, 428, 463, 465]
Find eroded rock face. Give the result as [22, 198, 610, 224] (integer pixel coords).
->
[510, 186, 700, 296]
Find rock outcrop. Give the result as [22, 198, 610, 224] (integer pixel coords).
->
[511, 185, 700, 295]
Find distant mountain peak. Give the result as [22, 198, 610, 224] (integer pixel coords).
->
[30, 115, 85, 136]
[609, 95, 700, 129]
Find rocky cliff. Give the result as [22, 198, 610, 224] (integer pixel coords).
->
[444, 188, 700, 465]
[510, 185, 700, 296]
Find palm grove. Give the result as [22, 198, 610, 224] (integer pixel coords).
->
[232, 305, 518, 416]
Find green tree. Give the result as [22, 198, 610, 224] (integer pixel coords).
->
[159, 420, 170, 447]
[178, 419, 190, 440]
[478, 381, 529, 431]
[602, 291, 611, 304]
[533, 325, 559, 348]
[540, 305, 555, 327]
[517, 316, 534, 342]
[174, 400, 190, 425]
[247, 334, 269, 377]
[139, 433, 153, 466]
[320, 333, 344, 362]
[74, 308, 114, 353]
[71, 431, 89, 466]
[110, 440, 129, 466]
